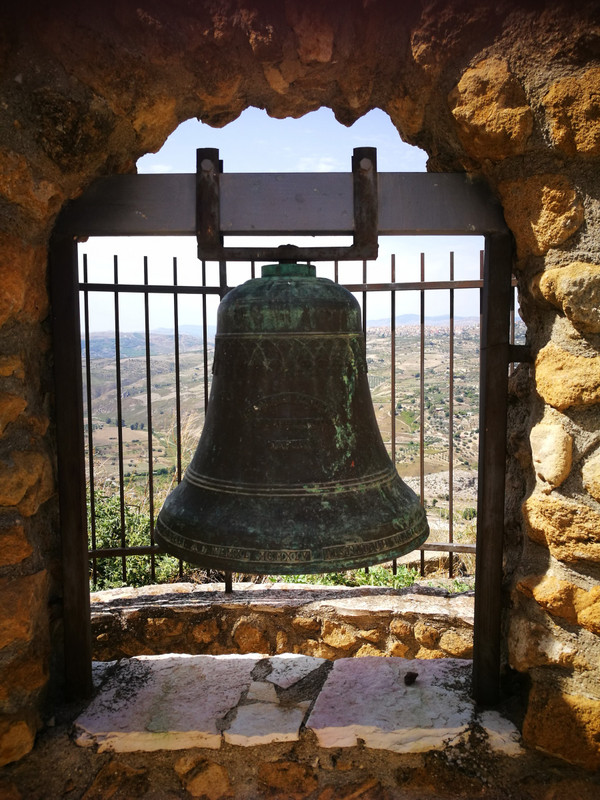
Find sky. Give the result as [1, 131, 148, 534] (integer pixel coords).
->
[79, 107, 483, 332]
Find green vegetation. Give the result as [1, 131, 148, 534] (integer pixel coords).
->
[88, 490, 180, 590]
[271, 564, 419, 590]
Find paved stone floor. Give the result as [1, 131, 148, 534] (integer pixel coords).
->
[3, 653, 600, 799]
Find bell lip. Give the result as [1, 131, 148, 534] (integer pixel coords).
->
[154, 514, 430, 576]
[261, 263, 316, 278]
[154, 526, 429, 576]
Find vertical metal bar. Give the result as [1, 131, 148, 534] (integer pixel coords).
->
[113, 256, 127, 582]
[334, 260, 339, 285]
[419, 253, 426, 577]
[362, 259, 367, 338]
[202, 260, 209, 412]
[391, 253, 397, 576]
[143, 257, 156, 581]
[172, 257, 184, 578]
[49, 232, 93, 700]
[81, 256, 97, 585]
[448, 252, 455, 579]
[173, 257, 182, 483]
[472, 232, 512, 706]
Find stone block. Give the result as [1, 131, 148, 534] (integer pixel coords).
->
[0, 571, 48, 651]
[0, 450, 54, 517]
[74, 654, 259, 752]
[232, 618, 270, 654]
[0, 393, 27, 436]
[523, 491, 600, 563]
[0, 652, 48, 711]
[175, 757, 232, 800]
[449, 58, 533, 160]
[0, 355, 25, 379]
[192, 618, 219, 644]
[321, 620, 359, 651]
[0, 522, 32, 566]
[582, 449, 600, 502]
[523, 682, 600, 770]
[413, 621, 440, 648]
[543, 67, 600, 156]
[0, 717, 36, 767]
[0, 235, 49, 327]
[498, 175, 584, 257]
[536, 261, 600, 334]
[438, 629, 473, 658]
[517, 573, 600, 635]
[257, 760, 318, 799]
[508, 611, 584, 672]
[81, 760, 148, 800]
[529, 414, 573, 489]
[307, 657, 473, 752]
[535, 342, 600, 412]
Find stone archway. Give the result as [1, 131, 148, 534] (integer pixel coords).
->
[1, 0, 599, 770]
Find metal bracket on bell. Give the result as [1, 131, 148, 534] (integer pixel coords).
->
[196, 147, 378, 262]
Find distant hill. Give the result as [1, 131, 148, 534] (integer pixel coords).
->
[83, 331, 209, 359]
[367, 314, 480, 328]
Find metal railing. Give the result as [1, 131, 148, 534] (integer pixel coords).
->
[79, 244, 514, 587]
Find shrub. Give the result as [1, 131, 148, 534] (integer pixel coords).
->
[88, 490, 180, 590]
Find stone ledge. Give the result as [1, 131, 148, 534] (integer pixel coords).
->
[75, 653, 522, 759]
[90, 582, 474, 662]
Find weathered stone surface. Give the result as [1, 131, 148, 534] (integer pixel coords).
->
[224, 700, 307, 746]
[582, 448, 600, 502]
[529, 414, 573, 489]
[438, 629, 473, 658]
[81, 760, 149, 800]
[536, 261, 600, 334]
[307, 658, 473, 752]
[508, 601, 592, 673]
[232, 618, 270, 654]
[257, 760, 318, 799]
[535, 342, 600, 411]
[0, 450, 54, 517]
[321, 620, 359, 651]
[192, 618, 220, 644]
[0, 393, 27, 436]
[0, 356, 25, 380]
[0, 522, 32, 567]
[0, 718, 36, 768]
[498, 175, 584, 257]
[449, 58, 533, 160]
[518, 573, 600, 636]
[0, 236, 49, 327]
[90, 583, 474, 662]
[523, 682, 600, 770]
[413, 621, 440, 648]
[0, 653, 48, 711]
[523, 491, 600, 563]
[543, 67, 600, 156]
[266, 653, 326, 689]
[0, 572, 48, 651]
[74, 654, 259, 752]
[175, 757, 232, 800]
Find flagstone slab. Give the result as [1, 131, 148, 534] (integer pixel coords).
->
[306, 657, 474, 752]
[75, 653, 260, 752]
[223, 701, 309, 746]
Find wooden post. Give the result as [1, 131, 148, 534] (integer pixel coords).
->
[472, 231, 513, 705]
[49, 232, 93, 700]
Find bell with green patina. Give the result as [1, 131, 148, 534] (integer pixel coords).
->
[155, 263, 429, 574]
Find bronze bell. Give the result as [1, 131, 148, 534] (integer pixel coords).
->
[155, 263, 429, 573]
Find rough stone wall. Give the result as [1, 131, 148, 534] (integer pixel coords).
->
[88, 583, 475, 663]
[0, 0, 599, 769]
